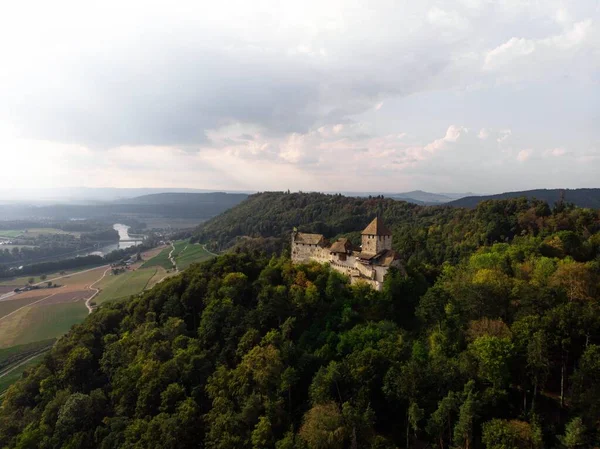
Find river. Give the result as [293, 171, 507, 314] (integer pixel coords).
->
[90, 224, 144, 256]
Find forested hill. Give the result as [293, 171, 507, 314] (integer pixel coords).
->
[447, 188, 600, 209]
[192, 191, 600, 266]
[2, 214, 600, 448]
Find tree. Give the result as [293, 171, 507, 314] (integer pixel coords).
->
[427, 390, 461, 449]
[526, 331, 550, 411]
[27, 277, 34, 285]
[453, 381, 480, 449]
[571, 345, 600, 424]
[40, 274, 47, 281]
[550, 262, 597, 302]
[482, 419, 536, 449]
[559, 417, 586, 449]
[470, 336, 514, 390]
[299, 402, 347, 449]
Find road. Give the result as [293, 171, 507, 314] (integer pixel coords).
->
[202, 244, 218, 257]
[168, 242, 178, 271]
[85, 267, 112, 314]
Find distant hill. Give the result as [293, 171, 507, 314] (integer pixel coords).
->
[337, 190, 473, 205]
[447, 188, 600, 209]
[0, 187, 253, 203]
[388, 190, 460, 205]
[117, 192, 248, 206]
[0, 192, 248, 222]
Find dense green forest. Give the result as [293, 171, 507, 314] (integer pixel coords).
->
[447, 189, 600, 209]
[193, 192, 600, 267]
[1, 195, 599, 448]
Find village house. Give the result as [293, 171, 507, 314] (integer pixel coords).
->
[291, 217, 402, 290]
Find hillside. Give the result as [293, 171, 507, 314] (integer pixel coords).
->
[193, 191, 600, 266]
[448, 188, 600, 209]
[2, 204, 600, 448]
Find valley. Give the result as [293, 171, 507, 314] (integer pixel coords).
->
[0, 238, 216, 397]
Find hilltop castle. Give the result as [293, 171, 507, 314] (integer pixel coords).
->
[291, 217, 402, 290]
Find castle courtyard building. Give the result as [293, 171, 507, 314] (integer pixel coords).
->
[291, 217, 402, 290]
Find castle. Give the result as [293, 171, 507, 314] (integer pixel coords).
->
[291, 217, 402, 290]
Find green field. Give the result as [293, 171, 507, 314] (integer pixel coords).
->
[0, 228, 76, 239]
[0, 230, 24, 239]
[175, 243, 214, 270]
[0, 295, 49, 319]
[0, 265, 106, 287]
[95, 268, 158, 305]
[0, 353, 46, 397]
[141, 247, 174, 269]
[10, 302, 88, 347]
[0, 339, 54, 370]
[171, 240, 189, 259]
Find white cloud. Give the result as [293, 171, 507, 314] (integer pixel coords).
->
[546, 147, 567, 157]
[427, 7, 469, 30]
[517, 149, 533, 162]
[483, 19, 596, 81]
[0, 1, 597, 192]
[497, 130, 512, 143]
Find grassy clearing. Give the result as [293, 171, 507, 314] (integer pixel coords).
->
[23, 228, 78, 237]
[0, 228, 77, 239]
[175, 243, 214, 270]
[141, 247, 174, 270]
[0, 301, 88, 348]
[95, 268, 158, 305]
[147, 267, 171, 289]
[11, 302, 88, 347]
[0, 230, 24, 239]
[171, 240, 189, 259]
[0, 265, 105, 287]
[0, 339, 55, 369]
[0, 295, 49, 320]
[0, 353, 46, 397]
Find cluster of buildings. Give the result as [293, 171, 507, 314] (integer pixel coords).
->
[291, 217, 402, 290]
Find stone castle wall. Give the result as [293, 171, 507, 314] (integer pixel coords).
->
[292, 231, 393, 291]
[361, 234, 392, 254]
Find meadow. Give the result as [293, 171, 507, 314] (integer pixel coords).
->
[174, 243, 214, 270]
[0, 301, 88, 349]
[0, 228, 78, 239]
[94, 267, 159, 305]
[141, 246, 174, 269]
[0, 353, 46, 397]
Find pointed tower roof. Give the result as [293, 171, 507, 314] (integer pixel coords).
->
[361, 217, 392, 236]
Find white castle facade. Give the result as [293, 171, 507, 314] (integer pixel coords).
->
[291, 217, 401, 290]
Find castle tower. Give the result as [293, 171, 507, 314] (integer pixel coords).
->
[361, 217, 392, 254]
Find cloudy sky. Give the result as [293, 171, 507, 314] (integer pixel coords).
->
[0, 0, 598, 194]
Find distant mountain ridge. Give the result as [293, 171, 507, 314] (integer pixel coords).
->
[336, 190, 474, 205]
[447, 188, 600, 209]
[115, 192, 248, 205]
[387, 190, 474, 205]
[0, 192, 249, 221]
